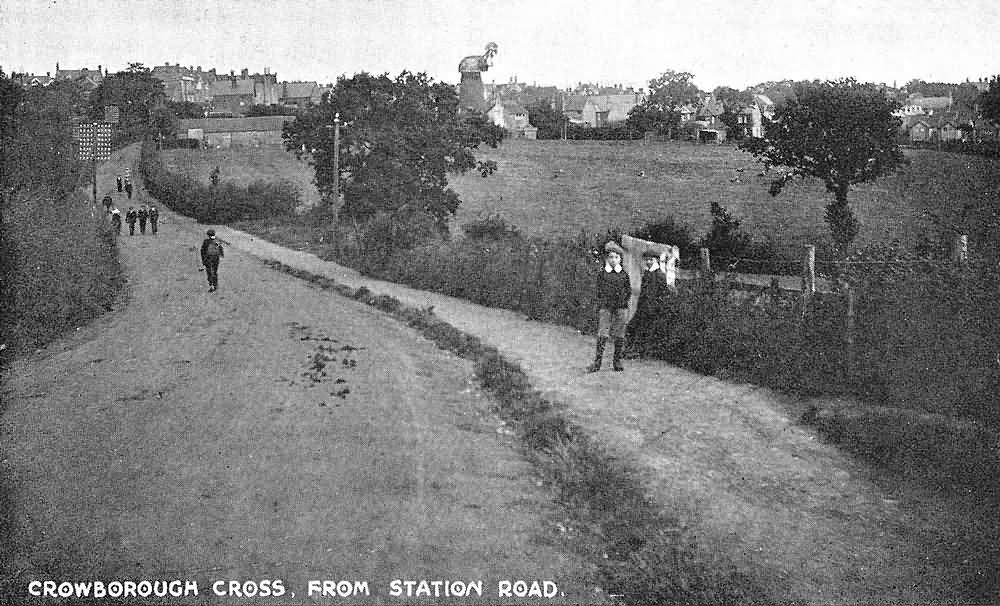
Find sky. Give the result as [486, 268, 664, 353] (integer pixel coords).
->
[2, 0, 998, 91]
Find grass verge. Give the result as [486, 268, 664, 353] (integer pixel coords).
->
[260, 259, 774, 606]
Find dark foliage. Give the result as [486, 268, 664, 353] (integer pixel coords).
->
[283, 71, 499, 231]
[741, 79, 904, 245]
[140, 142, 298, 223]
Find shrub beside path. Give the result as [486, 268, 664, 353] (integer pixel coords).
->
[218, 225, 980, 604]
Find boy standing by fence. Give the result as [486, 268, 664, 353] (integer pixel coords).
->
[588, 241, 631, 373]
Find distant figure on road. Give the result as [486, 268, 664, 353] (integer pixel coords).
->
[148, 205, 159, 234]
[626, 250, 669, 358]
[200, 229, 224, 292]
[125, 207, 137, 236]
[110, 207, 122, 235]
[102, 195, 113, 213]
[137, 205, 149, 234]
[588, 241, 631, 373]
[116, 175, 123, 193]
[124, 177, 132, 199]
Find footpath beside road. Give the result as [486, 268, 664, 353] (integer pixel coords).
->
[217, 224, 972, 605]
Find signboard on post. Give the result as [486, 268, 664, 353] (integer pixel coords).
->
[74, 121, 114, 204]
[74, 121, 112, 162]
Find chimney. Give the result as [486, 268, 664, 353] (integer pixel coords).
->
[241, 68, 248, 79]
[98, 64, 101, 73]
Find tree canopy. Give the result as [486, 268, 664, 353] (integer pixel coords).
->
[526, 99, 564, 139]
[88, 63, 165, 143]
[1, 73, 83, 201]
[624, 69, 701, 138]
[283, 71, 498, 232]
[740, 78, 903, 246]
[645, 70, 701, 110]
[979, 76, 1000, 124]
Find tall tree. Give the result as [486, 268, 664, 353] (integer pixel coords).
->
[646, 69, 701, 110]
[979, 75, 1000, 123]
[526, 99, 564, 139]
[625, 69, 701, 138]
[283, 71, 498, 232]
[88, 63, 165, 143]
[740, 79, 903, 246]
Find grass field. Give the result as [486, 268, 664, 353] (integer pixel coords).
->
[449, 139, 1000, 258]
[161, 139, 1000, 260]
[161, 146, 321, 209]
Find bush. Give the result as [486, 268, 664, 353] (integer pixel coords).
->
[0, 192, 123, 362]
[139, 141, 299, 223]
[461, 213, 519, 240]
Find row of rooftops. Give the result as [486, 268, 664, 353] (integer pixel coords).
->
[7, 62, 326, 101]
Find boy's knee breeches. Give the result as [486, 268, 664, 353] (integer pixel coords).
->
[597, 308, 628, 338]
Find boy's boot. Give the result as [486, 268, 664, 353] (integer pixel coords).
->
[587, 337, 607, 372]
[612, 338, 625, 371]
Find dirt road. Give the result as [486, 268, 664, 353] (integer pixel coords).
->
[0, 161, 599, 604]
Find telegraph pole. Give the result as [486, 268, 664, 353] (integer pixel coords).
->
[333, 112, 341, 204]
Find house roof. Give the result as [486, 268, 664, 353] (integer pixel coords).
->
[282, 81, 319, 99]
[177, 116, 296, 133]
[563, 95, 591, 112]
[697, 95, 725, 118]
[209, 79, 256, 97]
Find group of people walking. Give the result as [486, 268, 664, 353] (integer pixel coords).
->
[124, 205, 159, 235]
[116, 173, 133, 199]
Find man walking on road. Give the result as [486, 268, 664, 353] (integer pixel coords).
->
[137, 205, 148, 234]
[148, 205, 159, 234]
[110, 207, 122, 235]
[200, 229, 224, 292]
[126, 207, 137, 236]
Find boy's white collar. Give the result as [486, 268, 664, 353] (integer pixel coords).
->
[604, 263, 622, 273]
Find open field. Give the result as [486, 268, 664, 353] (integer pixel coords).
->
[161, 145, 322, 209]
[449, 139, 1000, 257]
[160, 140, 1000, 261]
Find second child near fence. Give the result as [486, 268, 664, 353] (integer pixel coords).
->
[588, 241, 631, 373]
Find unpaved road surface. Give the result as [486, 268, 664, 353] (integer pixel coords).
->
[0, 156, 600, 604]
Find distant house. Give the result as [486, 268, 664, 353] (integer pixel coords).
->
[487, 100, 532, 136]
[560, 93, 645, 127]
[280, 81, 322, 108]
[906, 116, 935, 142]
[11, 72, 54, 87]
[677, 104, 697, 123]
[176, 115, 295, 148]
[735, 94, 775, 138]
[53, 64, 104, 96]
[152, 63, 215, 103]
[209, 76, 257, 115]
[937, 115, 965, 142]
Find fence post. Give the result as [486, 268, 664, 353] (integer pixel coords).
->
[699, 248, 711, 274]
[844, 285, 855, 345]
[952, 234, 968, 264]
[801, 245, 816, 295]
[800, 245, 815, 321]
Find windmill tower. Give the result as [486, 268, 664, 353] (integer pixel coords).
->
[458, 42, 498, 113]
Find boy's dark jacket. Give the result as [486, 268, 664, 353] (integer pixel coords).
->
[201, 238, 224, 264]
[595, 266, 631, 310]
